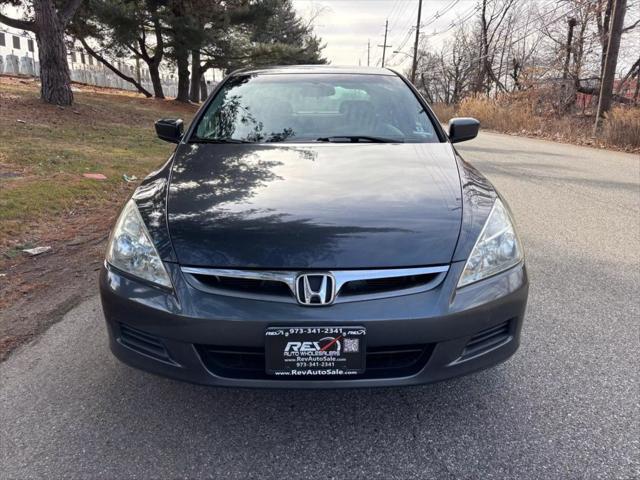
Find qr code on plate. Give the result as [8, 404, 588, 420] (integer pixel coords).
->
[343, 338, 360, 353]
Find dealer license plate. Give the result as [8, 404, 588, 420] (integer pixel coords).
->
[265, 326, 366, 377]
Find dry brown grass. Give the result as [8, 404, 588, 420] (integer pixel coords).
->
[432, 95, 640, 152]
[433, 96, 544, 132]
[431, 103, 456, 124]
[602, 107, 640, 149]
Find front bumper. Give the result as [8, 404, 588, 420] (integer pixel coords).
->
[99, 261, 528, 388]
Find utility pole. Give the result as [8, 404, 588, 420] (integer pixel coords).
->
[411, 0, 423, 84]
[367, 39, 370, 66]
[378, 20, 392, 68]
[594, 0, 627, 134]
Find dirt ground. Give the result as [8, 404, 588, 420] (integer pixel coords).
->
[0, 208, 111, 359]
[0, 76, 197, 360]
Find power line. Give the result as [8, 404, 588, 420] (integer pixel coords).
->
[434, 1, 567, 66]
[384, 1, 419, 65]
[377, 0, 562, 69]
[385, 0, 407, 30]
[387, 0, 467, 67]
[388, 0, 417, 34]
[421, 0, 461, 29]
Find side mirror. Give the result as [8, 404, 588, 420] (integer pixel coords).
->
[448, 117, 480, 144]
[155, 118, 184, 143]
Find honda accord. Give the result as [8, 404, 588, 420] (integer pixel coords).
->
[99, 66, 528, 388]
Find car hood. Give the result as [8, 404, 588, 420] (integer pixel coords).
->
[167, 143, 462, 269]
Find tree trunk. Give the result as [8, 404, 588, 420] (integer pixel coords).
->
[34, 0, 74, 105]
[200, 77, 208, 100]
[148, 63, 165, 99]
[594, 0, 627, 132]
[189, 50, 201, 103]
[562, 19, 577, 81]
[175, 48, 190, 103]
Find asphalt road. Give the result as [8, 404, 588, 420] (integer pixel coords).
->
[1, 132, 639, 479]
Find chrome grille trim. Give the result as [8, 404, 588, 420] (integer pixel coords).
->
[181, 265, 449, 304]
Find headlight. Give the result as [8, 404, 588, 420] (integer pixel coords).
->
[457, 198, 523, 287]
[106, 199, 172, 288]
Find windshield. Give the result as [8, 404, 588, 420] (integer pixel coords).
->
[192, 73, 441, 143]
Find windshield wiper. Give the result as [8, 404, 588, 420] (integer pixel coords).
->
[189, 137, 254, 144]
[315, 135, 403, 143]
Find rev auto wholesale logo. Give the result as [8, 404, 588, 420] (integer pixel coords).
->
[283, 335, 361, 357]
[284, 336, 343, 357]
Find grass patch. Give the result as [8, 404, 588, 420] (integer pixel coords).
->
[0, 77, 197, 250]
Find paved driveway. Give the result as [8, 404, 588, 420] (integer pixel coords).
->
[1, 132, 638, 479]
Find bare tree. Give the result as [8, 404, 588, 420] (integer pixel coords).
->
[472, 0, 516, 94]
[401, 0, 638, 115]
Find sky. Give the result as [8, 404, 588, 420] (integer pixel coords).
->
[292, 0, 478, 71]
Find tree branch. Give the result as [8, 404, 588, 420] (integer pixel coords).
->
[127, 43, 145, 60]
[78, 37, 153, 98]
[616, 56, 640, 93]
[622, 19, 639, 32]
[0, 12, 36, 32]
[136, 37, 151, 62]
[59, 0, 84, 26]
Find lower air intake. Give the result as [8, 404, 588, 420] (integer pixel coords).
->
[459, 320, 513, 361]
[119, 324, 174, 364]
[196, 344, 434, 380]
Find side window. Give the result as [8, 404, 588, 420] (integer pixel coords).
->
[27, 39, 34, 52]
[0, 33, 5, 47]
[196, 78, 263, 140]
[12, 35, 20, 50]
[196, 91, 228, 138]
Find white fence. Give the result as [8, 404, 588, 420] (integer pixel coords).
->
[0, 52, 180, 97]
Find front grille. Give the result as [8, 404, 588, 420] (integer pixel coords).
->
[182, 265, 449, 304]
[459, 320, 512, 360]
[191, 274, 291, 297]
[196, 344, 433, 380]
[119, 324, 174, 363]
[340, 273, 440, 296]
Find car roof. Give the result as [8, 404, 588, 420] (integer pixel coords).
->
[231, 65, 397, 77]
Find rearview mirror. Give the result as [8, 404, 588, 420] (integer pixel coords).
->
[155, 118, 184, 143]
[448, 117, 480, 144]
[300, 83, 336, 97]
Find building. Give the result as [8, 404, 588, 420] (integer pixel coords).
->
[0, 27, 37, 76]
